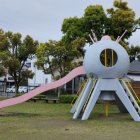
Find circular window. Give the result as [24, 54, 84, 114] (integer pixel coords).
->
[100, 49, 118, 67]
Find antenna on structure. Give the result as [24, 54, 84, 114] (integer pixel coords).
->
[91, 29, 98, 42]
[116, 30, 127, 42]
[116, 36, 120, 41]
[89, 29, 98, 44]
[89, 34, 95, 43]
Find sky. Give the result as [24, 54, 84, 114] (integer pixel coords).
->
[0, 0, 140, 45]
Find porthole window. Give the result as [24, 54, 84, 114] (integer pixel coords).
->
[100, 49, 118, 67]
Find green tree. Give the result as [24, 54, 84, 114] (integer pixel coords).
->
[0, 30, 38, 95]
[106, 0, 139, 46]
[0, 67, 5, 77]
[0, 29, 8, 77]
[61, 0, 140, 54]
[36, 40, 80, 80]
[129, 45, 140, 62]
[83, 5, 107, 41]
[61, 5, 107, 56]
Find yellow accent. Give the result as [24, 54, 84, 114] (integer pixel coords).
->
[105, 101, 109, 117]
[105, 49, 107, 67]
[124, 79, 140, 103]
[82, 79, 97, 111]
[70, 79, 88, 107]
[112, 50, 114, 66]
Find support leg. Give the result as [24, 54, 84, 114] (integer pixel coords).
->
[82, 81, 101, 120]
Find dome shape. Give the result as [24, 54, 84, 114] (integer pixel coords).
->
[83, 39, 130, 78]
[101, 35, 111, 40]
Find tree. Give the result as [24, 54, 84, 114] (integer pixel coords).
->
[0, 29, 8, 77]
[0, 67, 5, 77]
[106, 0, 139, 46]
[61, 0, 140, 54]
[61, 5, 107, 56]
[0, 30, 38, 95]
[128, 45, 140, 62]
[83, 5, 107, 41]
[36, 40, 80, 80]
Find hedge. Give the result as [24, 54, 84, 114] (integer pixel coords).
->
[137, 101, 140, 106]
[59, 95, 78, 103]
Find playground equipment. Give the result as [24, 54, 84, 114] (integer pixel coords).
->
[0, 66, 85, 108]
[0, 34, 140, 121]
[71, 35, 140, 121]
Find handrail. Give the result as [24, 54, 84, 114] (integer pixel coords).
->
[82, 79, 97, 111]
[70, 79, 88, 106]
[124, 79, 140, 103]
[112, 49, 114, 66]
[72, 79, 90, 110]
[121, 79, 140, 113]
[105, 49, 107, 67]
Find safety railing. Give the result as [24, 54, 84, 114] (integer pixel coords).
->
[82, 79, 97, 112]
[123, 79, 140, 103]
[70, 79, 89, 107]
[121, 79, 140, 114]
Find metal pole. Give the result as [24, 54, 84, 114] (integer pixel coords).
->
[105, 101, 109, 117]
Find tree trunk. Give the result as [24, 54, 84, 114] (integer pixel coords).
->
[15, 84, 19, 96]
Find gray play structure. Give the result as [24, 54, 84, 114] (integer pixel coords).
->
[71, 35, 140, 121]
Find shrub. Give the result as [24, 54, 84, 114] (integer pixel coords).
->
[59, 95, 78, 103]
[137, 101, 140, 106]
[34, 94, 46, 99]
[14, 93, 21, 97]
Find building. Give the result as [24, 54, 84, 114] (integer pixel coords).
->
[127, 59, 140, 81]
[27, 58, 52, 87]
[127, 60, 140, 98]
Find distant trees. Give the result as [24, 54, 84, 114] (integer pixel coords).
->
[36, 40, 80, 80]
[0, 67, 5, 77]
[0, 29, 38, 95]
[129, 45, 140, 62]
[0, 29, 7, 77]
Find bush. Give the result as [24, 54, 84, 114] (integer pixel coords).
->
[34, 94, 46, 99]
[137, 101, 140, 106]
[59, 95, 78, 103]
[14, 93, 21, 97]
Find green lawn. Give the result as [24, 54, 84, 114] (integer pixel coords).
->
[0, 101, 140, 140]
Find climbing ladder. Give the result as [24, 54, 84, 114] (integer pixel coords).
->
[78, 79, 97, 118]
[82, 79, 97, 112]
[73, 78, 97, 119]
[70, 79, 89, 113]
[121, 79, 140, 116]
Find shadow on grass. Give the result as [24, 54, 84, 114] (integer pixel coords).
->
[0, 112, 40, 117]
[89, 112, 131, 122]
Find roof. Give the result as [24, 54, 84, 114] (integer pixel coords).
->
[127, 75, 140, 81]
[128, 60, 140, 75]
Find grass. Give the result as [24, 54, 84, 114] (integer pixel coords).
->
[0, 101, 140, 140]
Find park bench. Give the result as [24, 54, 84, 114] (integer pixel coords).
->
[31, 95, 46, 102]
[45, 97, 59, 103]
[31, 94, 59, 103]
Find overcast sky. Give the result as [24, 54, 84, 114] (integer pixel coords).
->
[0, 0, 140, 45]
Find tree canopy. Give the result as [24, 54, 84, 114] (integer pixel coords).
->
[0, 29, 38, 94]
[36, 40, 80, 80]
[129, 45, 140, 62]
[61, 0, 140, 55]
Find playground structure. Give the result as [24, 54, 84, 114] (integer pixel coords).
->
[0, 66, 85, 108]
[71, 35, 140, 121]
[0, 35, 140, 121]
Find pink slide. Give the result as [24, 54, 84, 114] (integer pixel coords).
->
[0, 66, 85, 109]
